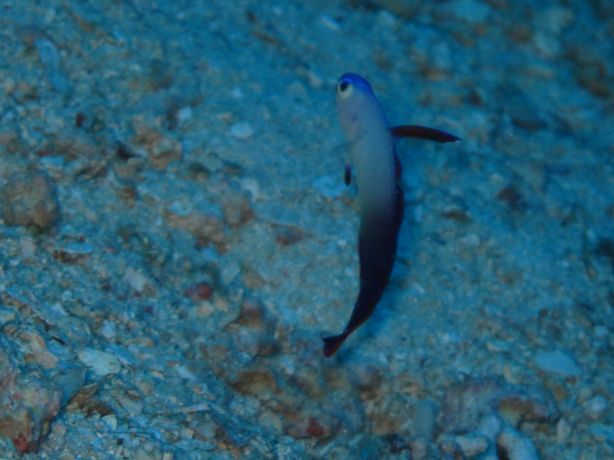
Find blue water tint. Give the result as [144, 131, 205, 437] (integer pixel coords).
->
[0, 0, 612, 458]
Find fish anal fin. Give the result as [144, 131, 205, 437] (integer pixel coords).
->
[394, 153, 402, 181]
[391, 125, 460, 143]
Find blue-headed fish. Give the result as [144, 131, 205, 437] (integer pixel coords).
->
[322, 73, 459, 357]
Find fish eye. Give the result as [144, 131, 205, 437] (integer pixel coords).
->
[337, 80, 353, 98]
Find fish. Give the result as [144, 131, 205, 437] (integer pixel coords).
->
[322, 73, 460, 357]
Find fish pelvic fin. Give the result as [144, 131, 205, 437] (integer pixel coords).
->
[322, 331, 350, 357]
[345, 164, 352, 185]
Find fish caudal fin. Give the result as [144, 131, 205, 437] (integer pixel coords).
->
[322, 332, 350, 357]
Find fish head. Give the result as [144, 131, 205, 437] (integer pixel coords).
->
[336, 73, 373, 96]
[336, 73, 382, 141]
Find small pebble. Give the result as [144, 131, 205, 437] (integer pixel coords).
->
[584, 395, 608, 419]
[185, 282, 213, 302]
[221, 260, 241, 285]
[124, 267, 148, 293]
[477, 414, 502, 440]
[100, 320, 117, 339]
[454, 434, 489, 457]
[594, 325, 608, 338]
[534, 32, 561, 57]
[534, 350, 581, 377]
[0, 306, 16, 324]
[320, 15, 340, 32]
[35, 38, 68, 91]
[102, 414, 118, 430]
[78, 348, 121, 376]
[20, 237, 36, 258]
[537, 7, 574, 34]
[229, 122, 254, 140]
[53, 241, 94, 263]
[497, 426, 539, 460]
[221, 191, 254, 227]
[348, 363, 382, 394]
[175, 364, 197, 381]
[414, 400, 438, 440]
[312, 175, 345, 199]
[589, 423, 614, 443]
[0, 170, 60, 230]
[556, 419, 571, 442]
[240, 177, 261, 201]
[447, 0, 491, 23]
[176, 106, 192, 122]
[230, 87, 244, 99]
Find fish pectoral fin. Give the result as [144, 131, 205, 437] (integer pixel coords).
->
[390, 125, 461, 143]
[344, 164, 352, 185]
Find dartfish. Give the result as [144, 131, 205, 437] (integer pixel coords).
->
[322, 73, 459, 357]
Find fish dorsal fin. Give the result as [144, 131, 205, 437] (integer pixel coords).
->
[390, 125, 460, 143]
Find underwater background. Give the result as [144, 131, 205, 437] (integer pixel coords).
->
[0, 0, 612, 458]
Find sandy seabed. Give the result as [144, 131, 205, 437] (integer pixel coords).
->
[0, 1, 613, 459]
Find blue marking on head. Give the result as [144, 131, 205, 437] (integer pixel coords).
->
[337, 73, 373, 96]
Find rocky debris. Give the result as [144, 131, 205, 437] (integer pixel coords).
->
[282, 410, 338, 440]
[37, 130, 106, 181]
[50, 241, 94, 265]
[221, 189, 254, 227]
[0, 170, 60, 231]
[440, 377, 558, 432]
[65, 383, 113, 418]
[164, 209, 226, 249]
[130, 117, 182, 170]
[0, 348, 65, 454]
[589, 423, 614, 443]
[206, 296, 278, 369]
[0, 0, 612, 458]
[271, 222, 307, 246]
[567, 45, 614, 100]
[439, 376, 560, 457]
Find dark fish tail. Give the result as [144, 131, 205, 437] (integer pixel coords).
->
[322, 331, 350, 357]
[323, 185, 404, 357]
